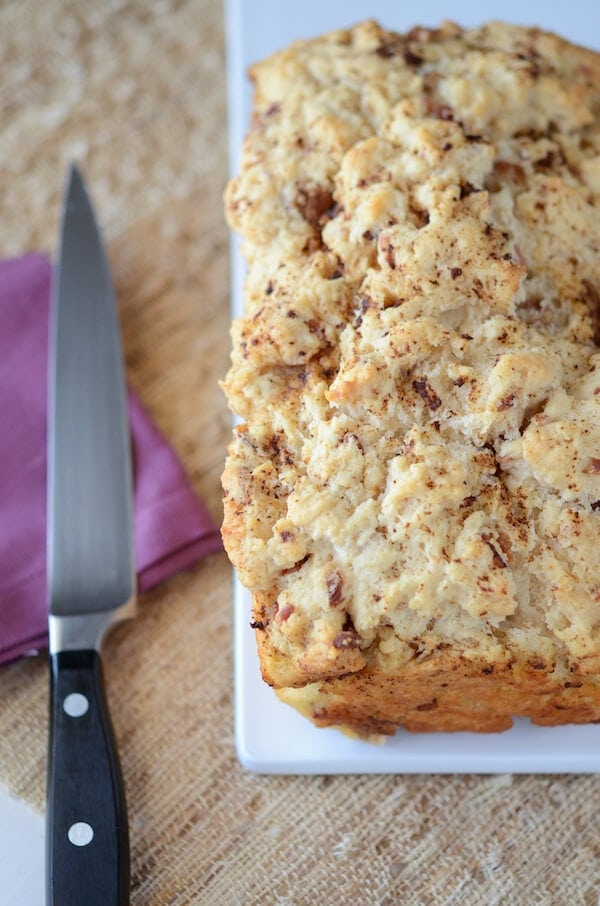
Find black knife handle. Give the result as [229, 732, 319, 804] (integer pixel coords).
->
[47, 649, 130, 906]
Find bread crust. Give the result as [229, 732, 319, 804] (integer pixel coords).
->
[222, 20, 600, 736]
[275, 653, 600, 736]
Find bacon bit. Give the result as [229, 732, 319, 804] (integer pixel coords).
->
[584, 458, 600, 474]
[281, 554, 310, 575]
[379, 233, 396, 269]
[425, 98, 454, 121]
[594, 387, 600, 395]
[496, 532, 513, 562]
[493, 160, 526, 184]
[374, 40, 423, 67]
[294, 186, 336, 230]
[343, 432, 364, 453]
[375, 42, 401, 58]
[592, 501, 600, 511]
[332, 630, 359, 650]
[482, 534, 507, 569]
[404, 48, 423, 67]
[496, 393, 516, 411]
[333, 615, 360, 649]
[517, 49, 542, 78]
[264, 434, 281, 458]
[521, 295, 542, 316]
[280, 531, 295, 542]
[362, 229, 374, 241]
[250, 102, 281, 130]
[327, 571, 344, 607]
[459, 182, 479, 199]
[265, 281, 274, 295]
[400, 438, 416, 458]
[409, 205, 430, 228]
[250, 619, 266, 631]
[451, 267, 463, 279]
[412, 377, 442, 410]
[278, 604, 295, 623]
[535, 149, 564, 170]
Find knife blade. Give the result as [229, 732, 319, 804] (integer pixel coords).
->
[46, 164, 136, 906]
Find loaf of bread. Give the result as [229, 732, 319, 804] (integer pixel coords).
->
[222, 20, 600, 736]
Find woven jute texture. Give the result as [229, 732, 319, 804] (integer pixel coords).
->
[1, 2, 599, 903]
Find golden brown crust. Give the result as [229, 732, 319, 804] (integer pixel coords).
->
[277, 653, 600, 736]
[222, 20, 600, 736]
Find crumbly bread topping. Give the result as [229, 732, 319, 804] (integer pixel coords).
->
[222, 21, 600, 701]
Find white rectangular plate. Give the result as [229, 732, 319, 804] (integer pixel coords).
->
[227, 0, 600, 773]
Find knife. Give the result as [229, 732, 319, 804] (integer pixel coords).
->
[46, 164, 136, 906]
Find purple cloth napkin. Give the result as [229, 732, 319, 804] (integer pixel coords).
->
[0, 253, 222, 665]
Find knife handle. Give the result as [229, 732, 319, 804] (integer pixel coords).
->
[47, 649, 129, 906]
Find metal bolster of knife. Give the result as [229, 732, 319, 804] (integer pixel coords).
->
[48, 596, 137, 654]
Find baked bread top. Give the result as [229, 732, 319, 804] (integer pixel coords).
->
[222, 20, 600, 688]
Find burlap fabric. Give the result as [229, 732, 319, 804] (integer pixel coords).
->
[0, 2, 599, 903]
